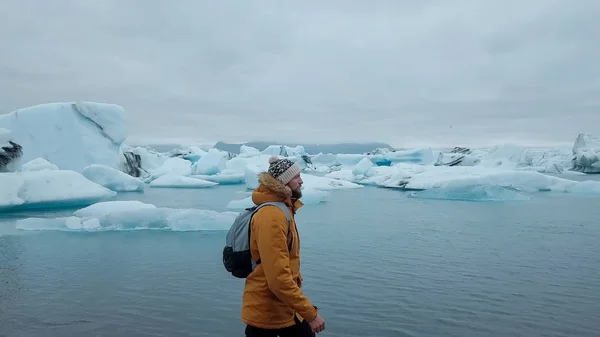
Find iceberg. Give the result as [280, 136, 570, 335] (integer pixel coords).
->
[15, 200, 238, 232]
[408, 184, 533, 202]
[352, 157, 375, 176]
[192, 148, 228, 175]
[149, 174, 218, 188]
[300, 173, 363, 191]
[327, 162, 600, 198]
[434, 147, 481, 167]
[119, 145, 173, 181]
[113, 139, 583, 188]
[0, 102, 128, 172]
[0, 128, 23, 172]
[244, 164, 267, 190]
[21, 157, 59, 172]
[191, 172, 245, 185]
[0, 170, 116, 212]
[571, 133, 600, 174]
[239, 145, 261, 157]
[81, 164, 145, 192]
[260, 145, 298, 157]
[373, 148, 435, 165]
[151, 157, 192, 179]
[309, 153, 339, 169]
[309, 148, 434, 170]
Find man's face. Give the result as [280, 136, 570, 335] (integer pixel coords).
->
[287, 174, 303, 198]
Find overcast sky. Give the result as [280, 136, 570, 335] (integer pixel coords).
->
[0, 0, 598, 148]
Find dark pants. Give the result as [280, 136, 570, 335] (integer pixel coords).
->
[245, 316, 315, 337]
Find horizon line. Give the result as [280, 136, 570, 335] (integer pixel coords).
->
[123, 136, 578, 150]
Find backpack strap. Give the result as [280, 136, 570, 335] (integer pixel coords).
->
[250, 201, 292, 267]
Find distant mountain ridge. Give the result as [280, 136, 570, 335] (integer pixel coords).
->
[213, 141, 394, 155]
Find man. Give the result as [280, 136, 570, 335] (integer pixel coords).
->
[241, 156, 326, 336]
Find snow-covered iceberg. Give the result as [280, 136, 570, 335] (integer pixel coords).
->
[0, 102, 128, 172]
[82, 164, 145, 192]
[0, 170, 117, 212]
[16, 200, 238, 232]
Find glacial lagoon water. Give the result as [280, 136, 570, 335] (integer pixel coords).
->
[1, 183, 599, 337]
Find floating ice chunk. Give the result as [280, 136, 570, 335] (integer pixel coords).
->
[261, 145, 290, 156]
[381, 148, 435, 165]
[74, 200, 155, 217]
[326, 163, 600, 198]
[226, 154, 272, 173]
[82, 164, 145, 192]
[16, 200, 238, 232]
[149, 174, 218, 188]
[382, 166, 600, 196]
[484, 144, 527, 163]
[193, 148, 228, 175]
[21, 157, 59, 172]
[300, 173, 363, 190]
[178, 145, 207, 163]
[336, 154, 366, 167]
[310, 153, 338, 167]
[191, 171, 245, 185]
[283, 145, 307, 157]
[151, 157, 192, 178]
[408, 184, 533, 202]
[0, 170, 116, 212]
[122, 145, 169, 174]
[325, 169, 361, 183]
[352, 157, 374, 176]
[239, 145, 260, 157]
[244, 164, 265, 190]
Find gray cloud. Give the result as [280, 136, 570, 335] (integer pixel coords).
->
[1, 0, 599, 148]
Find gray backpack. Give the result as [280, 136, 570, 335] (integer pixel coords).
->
[222, 201, 292, 278]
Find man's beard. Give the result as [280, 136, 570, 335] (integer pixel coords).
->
[291, 188, 302, 199]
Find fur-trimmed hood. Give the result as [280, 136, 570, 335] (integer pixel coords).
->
[251, 172, 303, 210]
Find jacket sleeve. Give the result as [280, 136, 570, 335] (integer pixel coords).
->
[254, 209, 318, 322]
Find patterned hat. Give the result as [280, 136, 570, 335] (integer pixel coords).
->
[268, 156, 301, 185]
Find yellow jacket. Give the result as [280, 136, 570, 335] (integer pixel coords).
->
[241, 172, 318, 329]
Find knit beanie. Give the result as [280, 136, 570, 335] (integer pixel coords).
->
[267, 156, 301, 185]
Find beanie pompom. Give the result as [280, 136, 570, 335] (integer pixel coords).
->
[268, 155, 279, 164]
